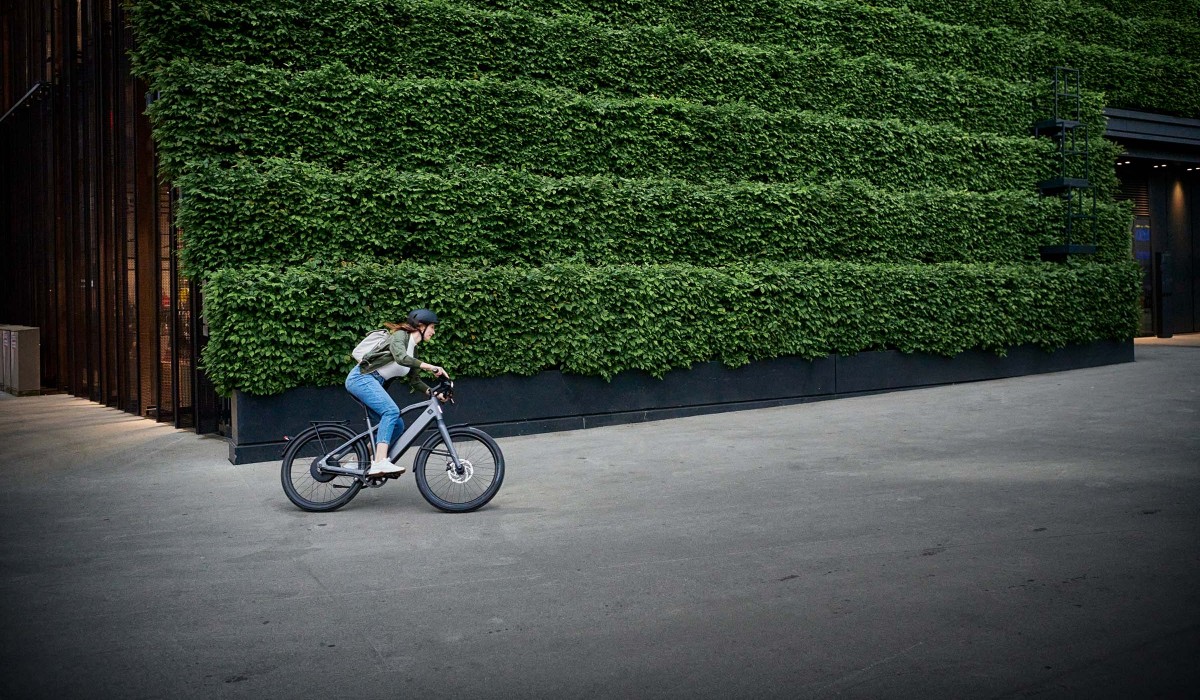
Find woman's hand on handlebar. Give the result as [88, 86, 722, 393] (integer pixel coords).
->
[422, 363, 447, 378]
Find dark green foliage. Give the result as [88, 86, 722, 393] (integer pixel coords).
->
[150, 62, 1067, 192]
[131, 1, 1200, 117]
[127, 0, 1146, 396]
[176, 158, 1132, 276]
[447, 0, 1200, 116]
[128, 0, 1081, 138]
[1076, 0, 1200, 23]
[869, 0, 1200, 63]
[202, 259, 1143, 396]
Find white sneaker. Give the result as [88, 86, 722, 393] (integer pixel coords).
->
[366, 460, 404, 477]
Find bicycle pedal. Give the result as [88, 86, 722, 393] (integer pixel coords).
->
[367, 478, 386, 488]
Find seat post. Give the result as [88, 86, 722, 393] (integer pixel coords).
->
[350, 395, 377, 445]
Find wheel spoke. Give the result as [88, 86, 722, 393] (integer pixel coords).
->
[281, 428, 367, 512]
[414, 430, 504, 512]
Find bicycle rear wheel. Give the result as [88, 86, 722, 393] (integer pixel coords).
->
[281, 424, 368, 512]
[413, 427, 505, 513]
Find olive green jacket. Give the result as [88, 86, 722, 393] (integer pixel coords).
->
[359, 332, 431, 394]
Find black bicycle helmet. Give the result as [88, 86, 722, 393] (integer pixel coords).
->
[407, 308, 438, 326]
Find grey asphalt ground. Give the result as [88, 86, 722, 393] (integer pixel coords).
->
[2, 339, 1198, 699]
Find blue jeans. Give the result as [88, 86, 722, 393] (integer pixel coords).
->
[345, 366, 404, 446]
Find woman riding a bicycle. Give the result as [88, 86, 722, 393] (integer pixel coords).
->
[345, 308, 448, 477]
[282, 309, 504, 513]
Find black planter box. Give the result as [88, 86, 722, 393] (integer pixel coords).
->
[229, 339, 1133, 464]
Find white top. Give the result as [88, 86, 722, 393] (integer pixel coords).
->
[375, 334, 417, 380]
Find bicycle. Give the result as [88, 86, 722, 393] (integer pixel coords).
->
[280, 377, 504, 513]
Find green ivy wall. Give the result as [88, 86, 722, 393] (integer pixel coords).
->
[129, 0, 1170, 396]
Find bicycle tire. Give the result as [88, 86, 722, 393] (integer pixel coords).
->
[280, 424, 368, 512]
[413, 427, 505, 513]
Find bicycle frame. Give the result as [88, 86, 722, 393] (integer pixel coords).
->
[316, 394, 461, 478]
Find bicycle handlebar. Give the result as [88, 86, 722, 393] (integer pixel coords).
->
[428, 375, 455, 402]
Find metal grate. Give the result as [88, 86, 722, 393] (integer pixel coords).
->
[1115, 179, 1151, 217]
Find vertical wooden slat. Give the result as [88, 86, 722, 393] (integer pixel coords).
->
[2, 0, 223, 432]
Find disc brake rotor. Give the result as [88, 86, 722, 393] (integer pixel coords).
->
[446, 459, 474, 484]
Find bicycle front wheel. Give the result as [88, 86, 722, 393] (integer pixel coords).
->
[414, 427, 505, 513]
[281, 424, 368, 512]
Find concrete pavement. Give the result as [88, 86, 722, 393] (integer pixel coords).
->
[1, 342, 1198, 698]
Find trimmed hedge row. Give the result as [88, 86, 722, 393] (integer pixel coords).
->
[869, 0, 1200, 62]
[128, 0, 1087, 138]
[132, 1, 1200, 116]
[176, 158, 1132, 276]
[449, 0, 1200, 116]
[150, 62, 1076, 194]
[201, 259, 1142, 395]
[1078, 0, 1200, 22]
[1058, 42, 1200, 119]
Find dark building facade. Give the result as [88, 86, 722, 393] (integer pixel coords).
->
[0, 0, 224, 431]
[1108, 109, 1200, 337]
